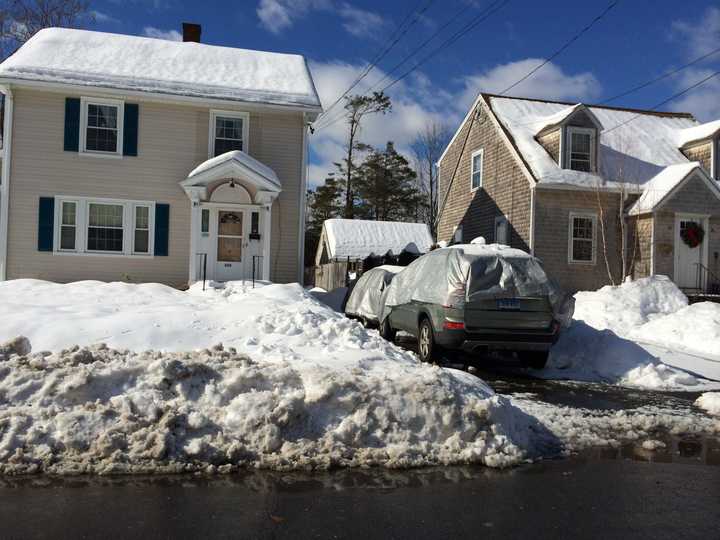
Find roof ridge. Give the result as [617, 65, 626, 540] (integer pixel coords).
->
[481, 92, 697, 119]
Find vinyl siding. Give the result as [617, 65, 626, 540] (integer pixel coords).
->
[437, 99, 532, 251]
[5, 88, 304, 285]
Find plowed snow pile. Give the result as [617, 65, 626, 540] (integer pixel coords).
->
[542, 276, 720, 389]
[0, 280, 533, 474]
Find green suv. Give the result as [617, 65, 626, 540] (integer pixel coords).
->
[378, 244, 573, 368]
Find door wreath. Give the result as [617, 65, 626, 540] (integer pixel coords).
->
[680, 222, 704, 248]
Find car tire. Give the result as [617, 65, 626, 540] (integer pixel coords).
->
[524, 351, 549, 370]
[417, 318, 437, 364]
[380, 317, 396, 342]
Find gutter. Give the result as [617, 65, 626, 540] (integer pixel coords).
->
[0, 84, 12, 281]
[298, 114, 309, 283]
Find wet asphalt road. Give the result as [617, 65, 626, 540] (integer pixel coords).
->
[2, 457, 719, 540]
[2, 338, 719, 539]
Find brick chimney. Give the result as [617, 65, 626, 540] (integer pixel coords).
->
[182, 23, 201, 43]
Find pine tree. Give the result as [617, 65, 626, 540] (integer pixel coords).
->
[304, 176, 343, 264]
[356, 142, 422, 221]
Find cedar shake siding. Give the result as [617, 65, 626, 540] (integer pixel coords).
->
[681, 141, 713, 176]
[629, 215, 653, 279]
[5, 88, 304, 285]
[533, 189, 623, 292]
[651, 175, 720, 280]
[438, 100, 532, 251]
[537, 129, 560, 164]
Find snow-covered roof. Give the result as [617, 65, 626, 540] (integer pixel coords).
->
[187, 150, 280, 187]
[676, 119, 720, 147]
[323, 219, 434, 260]
[628, 162, 720, 215]
[487, 95, 698, 189]
[0, 28, 321, 110]
[534, 103, 603, 135]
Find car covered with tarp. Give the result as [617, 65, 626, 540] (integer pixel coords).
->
[344, 265, 405, 326]
[378, 243, 574, 368]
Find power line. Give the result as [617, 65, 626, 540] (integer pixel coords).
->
[436, 1, 621, 227]
[603, 68, 720, 134]
[499, 1, 619, 96]
[599, 45, 720, 104]
[313, 0, 436, 126]
[315, 0, 509, 132]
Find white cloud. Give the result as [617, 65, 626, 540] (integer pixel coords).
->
[670, 68, 720, 122]
[458, 58, 602, 107]
[256, 0, 383, 38]
[672, 6, 720, 59]
[89, 10, 118, 24]
[337, 3, 385, 38]
[307, 58, 602, 189]
[142, 27, 183, 41]
[668, 8, 720, 121]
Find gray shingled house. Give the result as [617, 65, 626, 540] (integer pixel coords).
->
[437, 94, 720, 294]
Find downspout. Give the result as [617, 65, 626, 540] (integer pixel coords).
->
[529, 185, 536, 256]
[298, 114, 309, 284]
[0, 85, 13, 282]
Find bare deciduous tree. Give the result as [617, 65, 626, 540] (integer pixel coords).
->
[412, 122, 450, 239]
[0, 0, 91, 58]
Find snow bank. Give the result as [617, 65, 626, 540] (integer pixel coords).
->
[633, 302, 720, 359]
[541, 277, 719, 390]
[0, 280, 537, 474]
[573, 276, 688, 331]
[0, 340, 534, 474]
[695, 393, 720, 416]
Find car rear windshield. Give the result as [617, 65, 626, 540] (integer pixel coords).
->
[467, 256, 552, 300]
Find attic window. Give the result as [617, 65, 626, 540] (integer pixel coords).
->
[565, 127, 596, 172]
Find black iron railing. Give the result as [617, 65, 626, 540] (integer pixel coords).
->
[694, 262, 720, 296]
[197, 253, 208, 291]
[252, 255, 263, 288]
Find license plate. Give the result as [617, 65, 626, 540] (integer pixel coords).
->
[496, 298, 520, 310]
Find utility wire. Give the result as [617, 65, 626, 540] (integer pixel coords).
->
[436, 1, 621, 228]
[313, 0, 436, 126]
[599, 45, 720, 104]
[315, 0, 509, 132]
[603, 68, 720, 134]
[499, 1, 619, 96]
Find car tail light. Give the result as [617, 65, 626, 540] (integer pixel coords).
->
[443, 320, 465, 330]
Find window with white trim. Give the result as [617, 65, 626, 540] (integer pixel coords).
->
[565, 127, 596, 172]
[568, 213, 597, 264]
[59, 201, 77, 251]
[133, 205, 151, 254]
[470, 149, 483, 191]
[210, 110, 249, 157]
[55, 197, 154, 256]
[80, 98, 124, 156]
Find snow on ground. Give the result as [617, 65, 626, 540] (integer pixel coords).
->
[0, 280, 534, 474]
[696, 393, 720, 416]
[541, 276, 720, 389]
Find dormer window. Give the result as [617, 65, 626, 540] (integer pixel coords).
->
[565, 127, 596, 172]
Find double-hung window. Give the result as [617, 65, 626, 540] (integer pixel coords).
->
[568, 212, 597, 264]
[87, 203, 124, 252]
[55, 197, 154, 256]
[565, 127, 595, 172]
[210, 110, 249, 157]
[470, 149, 483, 191]
[80, 98, 124, 156]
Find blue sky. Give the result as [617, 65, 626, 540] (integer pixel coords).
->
[89, 0, 720, 186]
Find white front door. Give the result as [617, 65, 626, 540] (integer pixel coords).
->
[215, 209, 248, 281]
[674, 214, 709, 289]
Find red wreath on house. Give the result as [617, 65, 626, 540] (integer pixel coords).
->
[680, 222, 705, 249]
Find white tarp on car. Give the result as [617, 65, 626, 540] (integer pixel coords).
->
[380, 244, 574, 326]
[345, 265, 405, 322]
